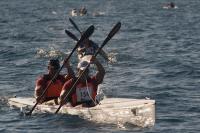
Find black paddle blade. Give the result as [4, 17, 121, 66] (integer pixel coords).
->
[100, 22, 121, 49]
[94, 22, 121, 58]
[69, 18, 82, 34]
[25, 105, 35, 116]
[65, 30, 79, 41]
[25, 111, 31, 116]
[78, 25, 94, 43]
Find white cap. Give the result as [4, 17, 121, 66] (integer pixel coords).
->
[77, 60, 89, 70]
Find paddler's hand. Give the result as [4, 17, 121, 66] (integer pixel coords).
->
[63, 59, 71, 68]
[62, 59, 75, 79]
[78, 47, 85, 53]
[59, 99, 66, 106]
[36, 96, 45, 104]
[59, 90, 67, 106]
[59, 97, 69, 106]
[89, 56, 98, 64]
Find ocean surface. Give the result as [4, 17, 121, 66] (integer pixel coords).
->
[0, 0, 200, 132]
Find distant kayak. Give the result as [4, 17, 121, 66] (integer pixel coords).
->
[163, 2, 178, 9]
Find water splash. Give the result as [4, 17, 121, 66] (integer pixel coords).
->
[36, 47, 66, 59]
[117, 121, 126, 129]
[107, 52, 117, 64]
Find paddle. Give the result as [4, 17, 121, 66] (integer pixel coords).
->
[65, 29, 79, 41]
[55, 22, 121, 114]
[25, 25, 95, 116]
[69, 18, 82, 34]
[69, 18, 114, 63]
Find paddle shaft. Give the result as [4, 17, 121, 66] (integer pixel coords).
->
[55, 22, 121, 114]
[26, 25, 95, 115]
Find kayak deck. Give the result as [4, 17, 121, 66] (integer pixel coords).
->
[8, 97, 155, 127]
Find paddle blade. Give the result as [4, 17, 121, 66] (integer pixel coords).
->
[65, 30, 79, 41]
[78, 25, 94, 43]
[25, 111, 31, 116]
[69, 18, 82, 34]
[101, 22, 121, 48]
[25, 101, 38, 116]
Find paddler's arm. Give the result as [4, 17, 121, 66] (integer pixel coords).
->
[77, 47, 85, 58]
[59, 79, 74, 106]
[34, 86, 45, 104]
[64, 60, 75, 80]
[34, 77, 46, 103]
[77, 47, 85, 53]
[91, 56, 105, 84]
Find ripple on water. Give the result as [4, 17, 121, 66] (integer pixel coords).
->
[1, 0, 200, 132]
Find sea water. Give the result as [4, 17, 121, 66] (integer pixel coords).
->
[0, 0, 200, 132]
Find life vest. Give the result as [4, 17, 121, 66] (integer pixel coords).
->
[71, 78, 97, 106]
[43, 75, 65, 99]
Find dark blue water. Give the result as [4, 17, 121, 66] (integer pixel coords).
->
[1, 0, 200, 132]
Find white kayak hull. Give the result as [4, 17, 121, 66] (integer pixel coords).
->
[8, 97, 155, 127]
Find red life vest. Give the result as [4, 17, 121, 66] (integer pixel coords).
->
[42, 75, 65, 99]
[62, 77, 97, 106]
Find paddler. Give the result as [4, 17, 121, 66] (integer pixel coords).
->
[79, 6, 87, 16]
[70, 8, 78, 16]
[59, 56, 105, 107]
[34, 59, 75, 104]
[163, 2, 176, 9]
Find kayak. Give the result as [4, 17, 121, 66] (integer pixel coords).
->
[8, 97, 155, 127]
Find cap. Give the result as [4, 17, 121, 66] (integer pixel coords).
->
[77, 60, 89, 70]
[48, 59, 60, 69]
